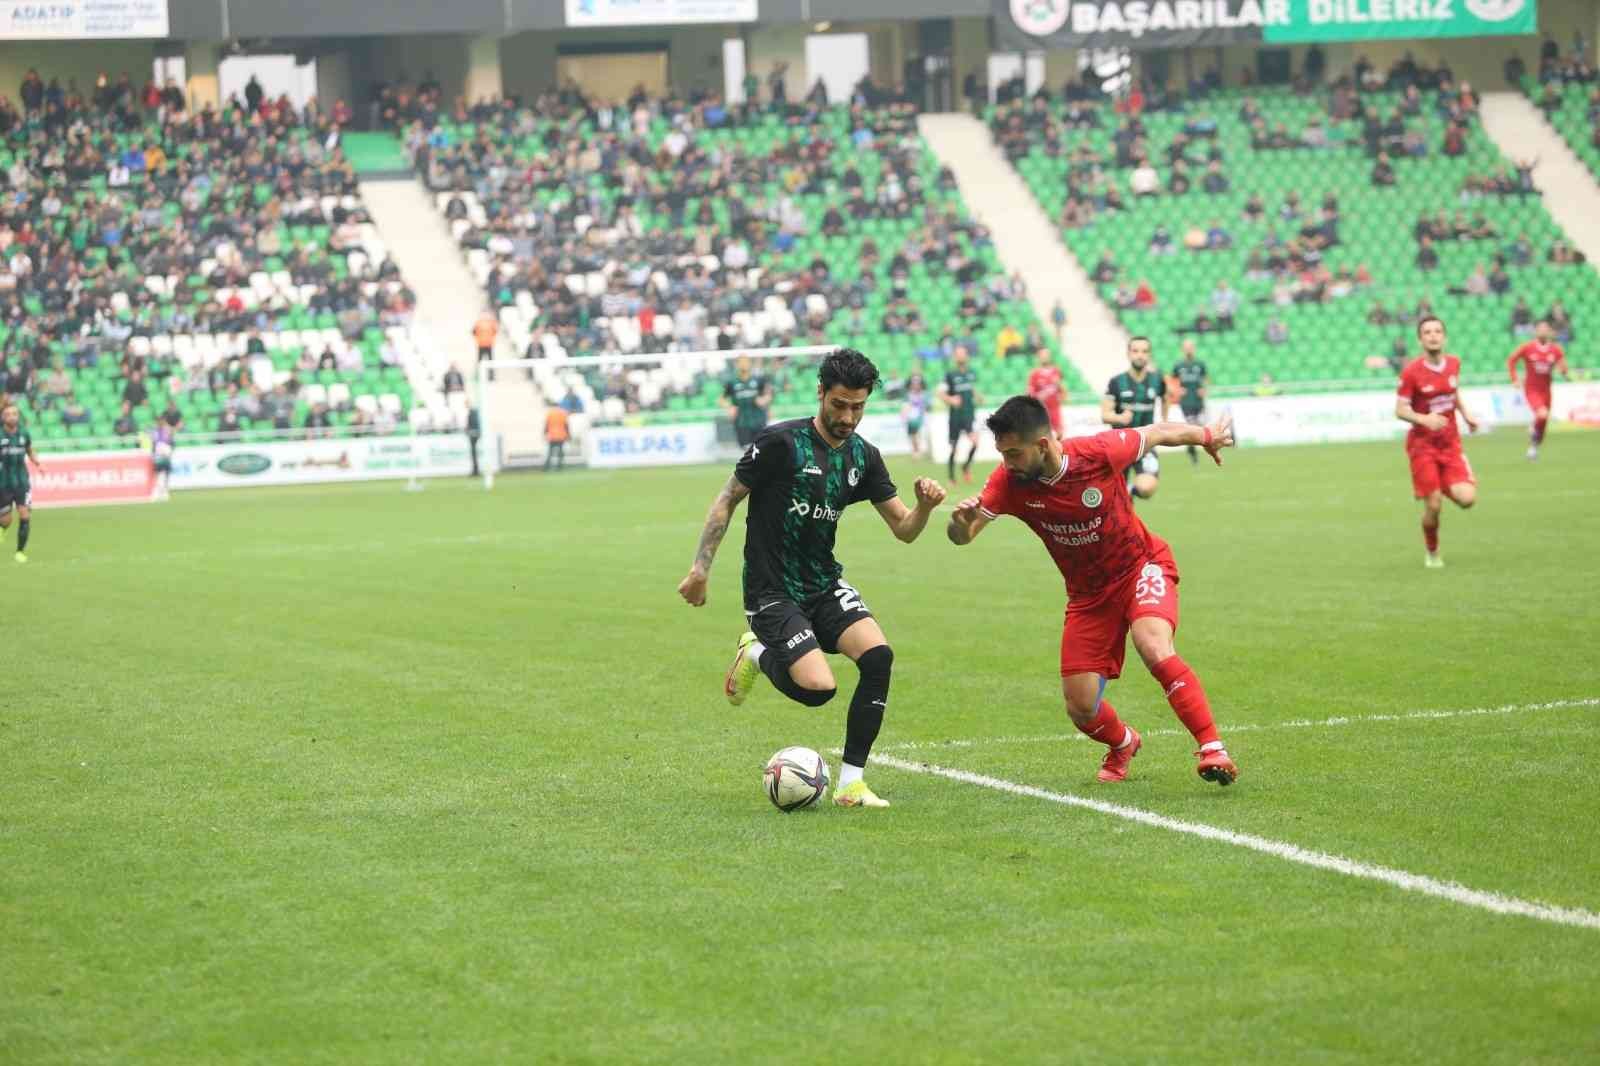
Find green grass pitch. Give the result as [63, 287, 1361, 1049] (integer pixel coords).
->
[4, 429, 1599, 1064]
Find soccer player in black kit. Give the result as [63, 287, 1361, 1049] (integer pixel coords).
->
[678, 350, 946, 808]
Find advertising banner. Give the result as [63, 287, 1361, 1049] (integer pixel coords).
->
[170, 435, 472, 490]
[995, 0, 1535, 52]
[565, 0, 756, 27]
[585, 423, 721, 468]
[30, 450, 157, 508]
[0, 0, 169, 39]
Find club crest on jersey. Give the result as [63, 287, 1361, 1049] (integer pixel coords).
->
[1081, 487, 1103, 508]
[847, 467, 860, 487]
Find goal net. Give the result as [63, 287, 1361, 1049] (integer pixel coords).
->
[475, 344, 862, 487]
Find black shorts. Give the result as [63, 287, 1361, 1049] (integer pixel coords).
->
[735, 423, 765, 447]
[948, 417, 976, 444]
[747, 579, 875, 666]
[0, 487, 31, 512]
[1124, 451, 1160, 481]
[1181, 407, 1206, 424]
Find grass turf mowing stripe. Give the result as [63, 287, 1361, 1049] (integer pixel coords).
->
[870, 752, 1600, 931]
[869, 697, 1600, 752]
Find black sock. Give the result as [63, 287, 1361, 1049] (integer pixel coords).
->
[1187, 444, 1198, 463]
[759, 649, 835, 707]
[843, 645, 893, 767]
[962, 444, 977, 473]
[17, 519, 28, 552]
[947, 450, 956, 481]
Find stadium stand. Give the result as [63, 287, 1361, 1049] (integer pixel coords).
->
[993, 71, 1600, 391]
[1524, 65, 1600, 183]
[407, 92, 1087, 424]
[0, 77, 442, 450]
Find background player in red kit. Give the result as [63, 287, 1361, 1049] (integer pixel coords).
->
[946, 395, 1239, 786]
[1027, 347, 1066, 437]
[1506, 320, 1569, 461]
[1395, 316, 1479, 569]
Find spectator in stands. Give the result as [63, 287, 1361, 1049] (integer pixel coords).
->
[1371, 152, 1397, 187]
[1129, 158, 1159, 197]
[996, 322, 1025, 359]
[1149, 225, 1175, 255]
[1453, 263, 1490, 297]
[1202, 159, 1230, 193]
[217, 404, 241, 436]
[113, 400, 137, 437]
[1243, 193, 1265, 223]
[1265, 316, 1290, 345]
[304, 402, 332, 438]
[1549, 240, 1587, 265]
[1168, 160, 1191, 195]
[1091, 249, 1119, 283]
[1546, 300, 1574, 341]
[1205, 220, 1233, 250]
[1211, 281, 1239, 329]
[1417, 234, 1440, 271]
[1510, 297, 1535, 338]
[1132, 279, 1157, 310]
[1488, 259, 1511, 295]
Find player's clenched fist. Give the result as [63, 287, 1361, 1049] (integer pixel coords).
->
[913, 477, 946, 508]
[677, 569, 708, 607]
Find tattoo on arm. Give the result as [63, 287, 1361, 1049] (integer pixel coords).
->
[693, 476, 748, 572]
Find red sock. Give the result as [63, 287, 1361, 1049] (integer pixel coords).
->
[1423, 521, 1439, 553]
[1151, 655, 1220, 746]
[1075, 700, 1128, 748]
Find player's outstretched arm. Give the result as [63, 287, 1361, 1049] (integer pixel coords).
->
[1143, 415, 1235, 466]
[678, 475, 750, 606]
[874, 477, 947, 543]
[947, 496, 992, 545]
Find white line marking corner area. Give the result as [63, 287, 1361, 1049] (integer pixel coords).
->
[861, 695, 1600, 933]
[869, 753, 1600, 931]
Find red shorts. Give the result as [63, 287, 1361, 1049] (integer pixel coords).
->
[1407, 446, 1475, 498]
[1060, 550, 1180, 680]
[1525, 387, 1552, 414]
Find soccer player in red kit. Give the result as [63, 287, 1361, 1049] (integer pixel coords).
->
[1396, 316, 1479, 569]
[1507, 319, 1568, 461]
[947, 395, 1239, 786]
[1027, 347, 1066, 436]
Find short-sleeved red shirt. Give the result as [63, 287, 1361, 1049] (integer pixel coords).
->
[1396, 355, 1462, 453]
[979, 428, 1170, 607]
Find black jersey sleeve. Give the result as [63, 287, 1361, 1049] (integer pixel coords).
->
[1155, 374, 1168, 398]
[857, 443, 897, 505]
[1105, 374, 1120, 399]
[733, 428, 787, 489]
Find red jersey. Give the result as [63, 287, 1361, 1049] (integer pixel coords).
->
[979, 428, 1169, 607]
[1507, 341, 1565, 394]
[1028, 365, 1064, 408]
[1396, 354, 1462, 452]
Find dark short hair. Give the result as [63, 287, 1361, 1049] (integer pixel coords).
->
[1128, 335, 1153, 351]
[986, 395, 1051, 441]
[819, 348, 881, 394]
[1416, 315, 1445, 337]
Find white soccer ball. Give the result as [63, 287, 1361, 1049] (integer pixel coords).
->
[763, 746, 830, 811]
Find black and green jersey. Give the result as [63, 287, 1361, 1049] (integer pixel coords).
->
[0, 426, 32, 493]
[724, 374, 771, 430]
[944, 368, 978, 427]
[733, 418, 897, 610]
[1174, 359, 1209, 414]
[1106, 370, 1166, 428]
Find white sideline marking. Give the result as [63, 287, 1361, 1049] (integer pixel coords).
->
[873, 697, 1600, 753]
[870, 752, 1600, 931]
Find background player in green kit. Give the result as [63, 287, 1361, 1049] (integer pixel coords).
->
[1173, 338, 1210, 466]
[721, 354, 773, 448]
[937, 345, 983, 485]
[678, 349, 947, 809]
[1101, 336, 1167, 500]
[0, 402, 42, 563]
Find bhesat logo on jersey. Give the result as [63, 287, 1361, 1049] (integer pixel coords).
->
[1464, 0, 1526, 21]
[1081, 487, 1103, 508]
[847, 467, 860, 487]
[788, 498, 843, 523]
[1009, 0, 1069, 36]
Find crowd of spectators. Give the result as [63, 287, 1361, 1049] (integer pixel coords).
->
[0, 67, 425, 443]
